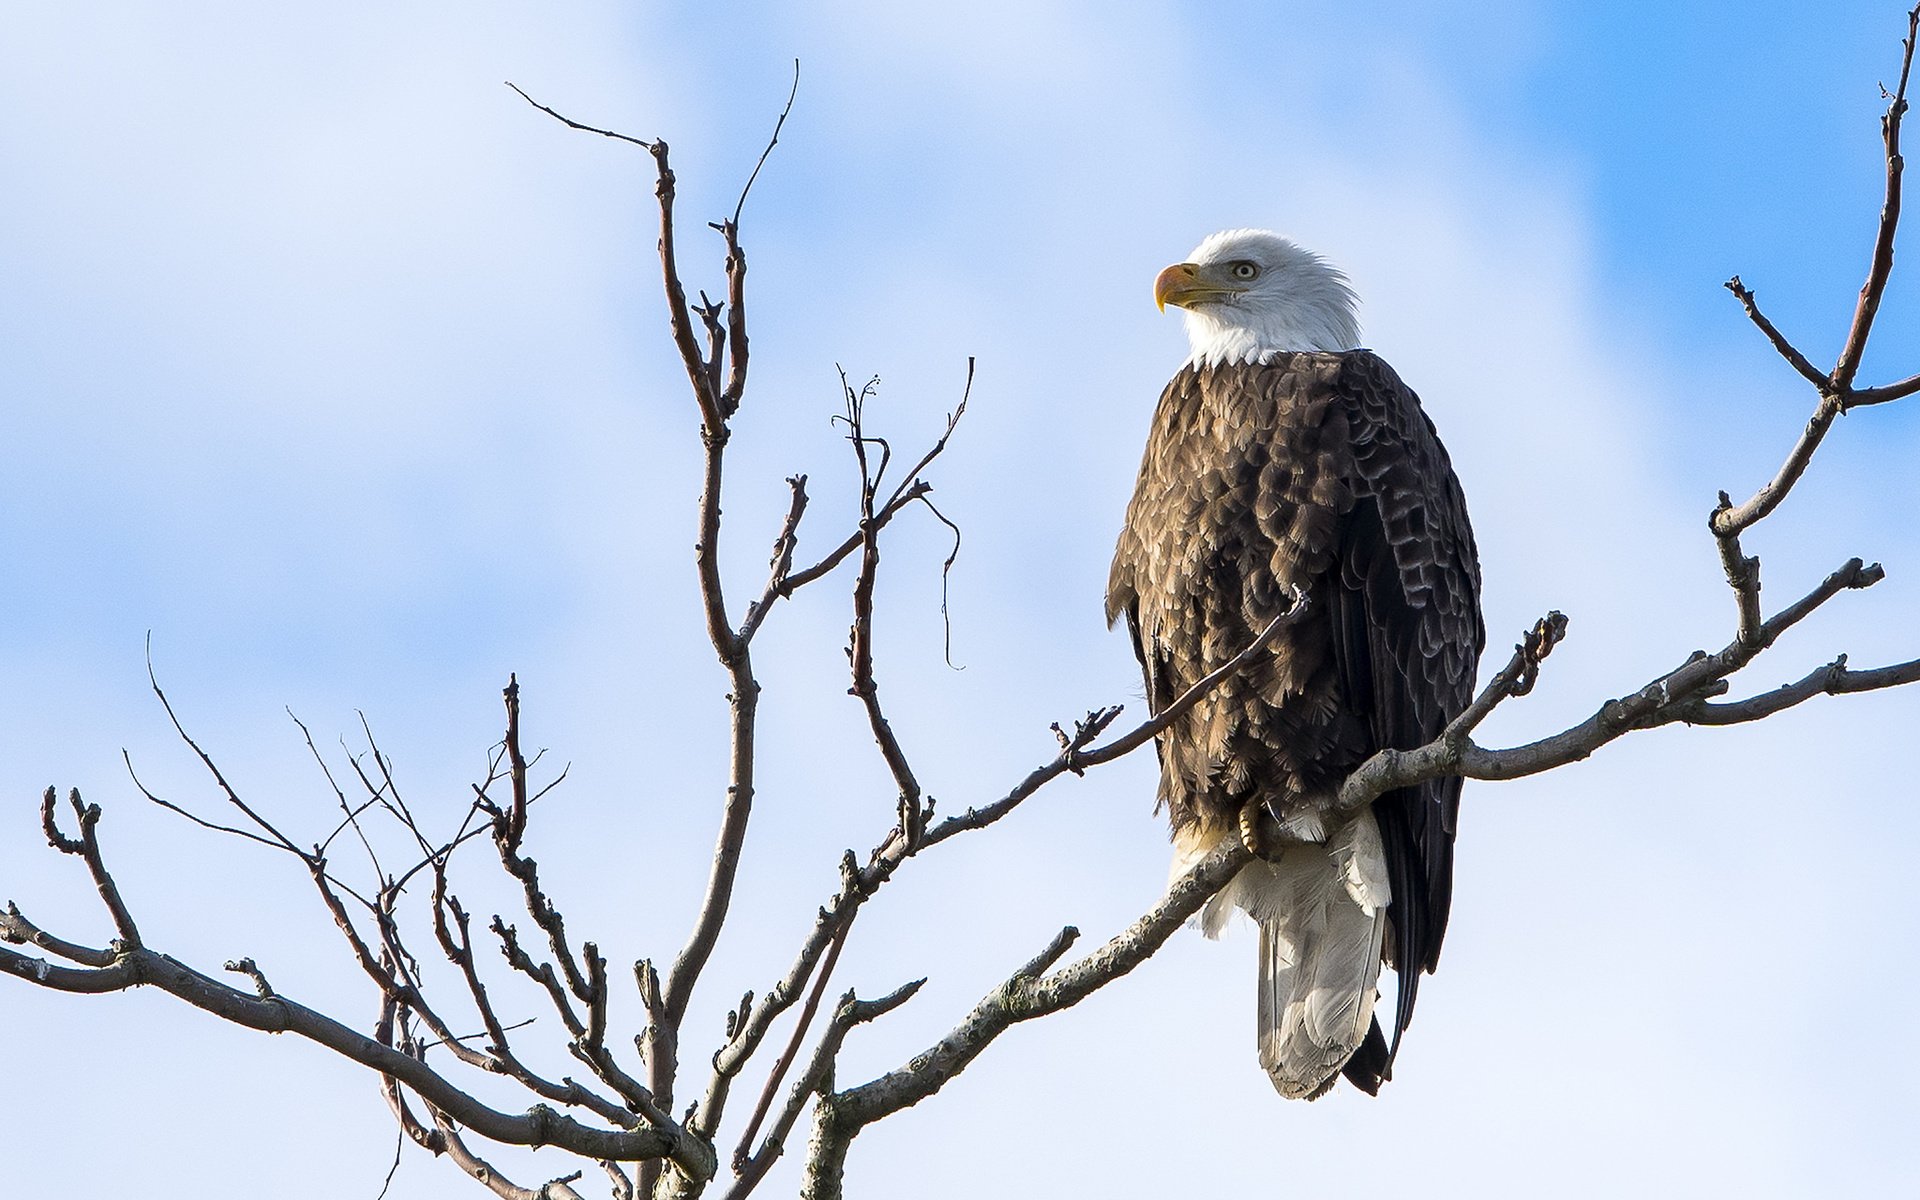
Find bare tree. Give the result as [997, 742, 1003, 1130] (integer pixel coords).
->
[6, 10, 1920, 1200]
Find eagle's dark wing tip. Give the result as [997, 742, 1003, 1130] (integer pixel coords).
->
[1340, 1017, 1392, 1095]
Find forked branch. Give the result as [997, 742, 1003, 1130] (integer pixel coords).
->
[1713, 5, 1917, 539]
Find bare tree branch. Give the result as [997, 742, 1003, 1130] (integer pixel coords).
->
[1832, 4, 1917, 392]
[0, 939, 703, 1173]
[713, 64, 800, 417]
[431, 1102, 590, 1200]
[1063, 595, 1307, 775]
[798, 839, 1250, 1199]
[425, 873, 642, 1132]
[738, 475, 810, 647]
[1711, 511, 1766, 647]
[504, 82, 656, 151]
[841, 362, 977, 848]
[1715, 7, 1916, 538]
[1722, 275, 1831, 391]
[725, 979, 922, 1200]
[729, 62, 800, 231]
[776, 483, 929, 598]
[0, 902, 114, 968]
[1676, 653, 1920, 724]
[494, 94, 799, 1161]
[727, 917, 850, 1176]
[1333, 557, 1898, 815]
[144, 650, 305, 858]
[1848, 369, 1920, 404]
[38, 787, 142, 948]
[377, 997, 450, 1157]
[506, 83, 723, 440]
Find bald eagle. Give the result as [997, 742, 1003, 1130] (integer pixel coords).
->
[1107, 230, 1483, 1099]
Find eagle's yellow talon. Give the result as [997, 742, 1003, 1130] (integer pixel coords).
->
[1238, 799, 1273, 859]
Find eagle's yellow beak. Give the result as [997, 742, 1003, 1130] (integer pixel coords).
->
[1154, 261, 1232, 311]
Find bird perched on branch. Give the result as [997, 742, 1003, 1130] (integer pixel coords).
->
[1108, 230, 1484, 1099]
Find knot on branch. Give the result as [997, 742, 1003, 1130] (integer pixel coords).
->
[1052, 706, 1125, 775]
[896, 791, 925, 852]
[524, 1103, 558, 1148]
[724, 989, 755, 1041]
[0, 903, 26, 946]
[224, 956, 278, 1001]
[1709, 489, 1740, 537]
[837, 849, 873, 900]
[1598, 697, 1629, 731]
[634, 959, 663, 1020]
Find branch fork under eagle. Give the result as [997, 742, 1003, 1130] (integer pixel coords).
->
[1109, 230, 1485, 1100]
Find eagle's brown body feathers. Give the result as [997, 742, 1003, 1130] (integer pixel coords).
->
[1108, 350, 1483, 1097]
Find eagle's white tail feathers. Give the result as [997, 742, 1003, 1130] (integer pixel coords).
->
[1257, 814, 1390, 1099]
[1174, 812, 1390, 1100]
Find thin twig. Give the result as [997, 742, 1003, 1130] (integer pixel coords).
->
[145, 644, 304, 856]
[731, 61, 800, 229]
[1723, 276, 1830, 391]
[505, 82, 656, 150]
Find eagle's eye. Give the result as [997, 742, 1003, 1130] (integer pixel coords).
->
[1228, 261, 1259, 281]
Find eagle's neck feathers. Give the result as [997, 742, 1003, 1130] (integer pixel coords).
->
[1181, 289, 1361, 368]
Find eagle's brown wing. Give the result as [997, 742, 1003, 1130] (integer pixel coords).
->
[1327, 350, 1483, 1070]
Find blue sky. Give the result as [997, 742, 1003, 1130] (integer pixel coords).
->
[3, 3, 1917, 1197]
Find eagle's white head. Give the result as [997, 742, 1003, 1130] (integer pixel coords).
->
[1154, 229, 1361, 367]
